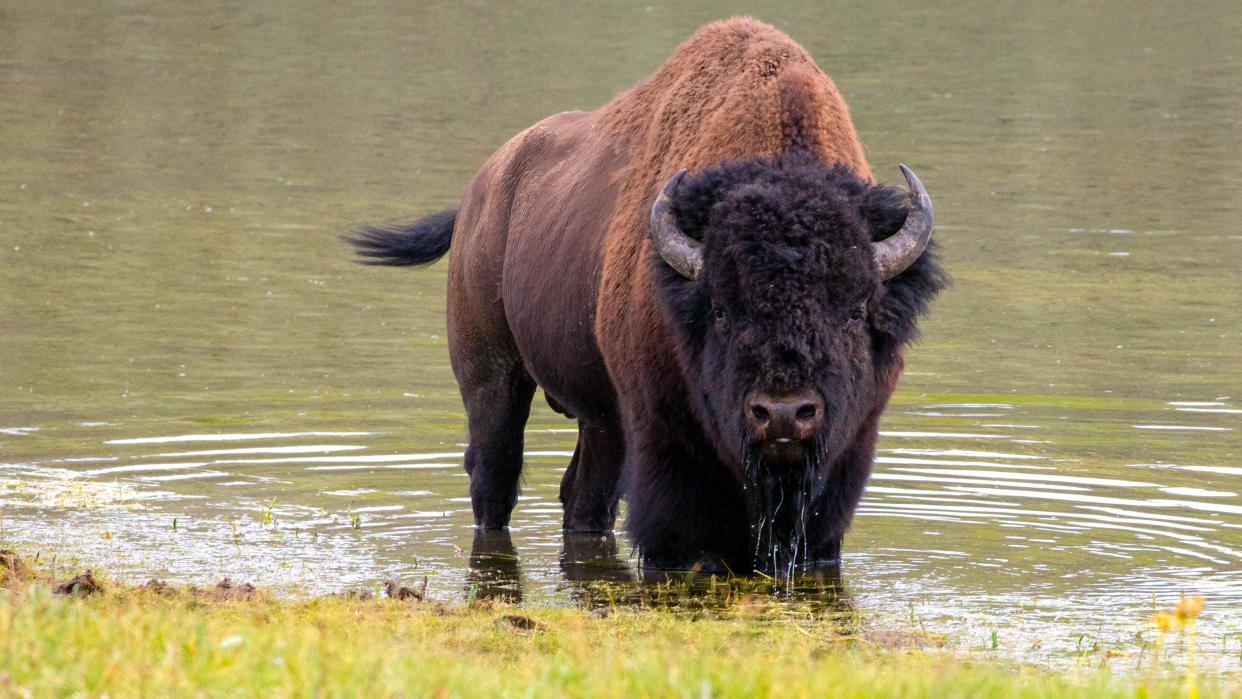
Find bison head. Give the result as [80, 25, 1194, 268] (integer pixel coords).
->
[649, 151, 943, 572]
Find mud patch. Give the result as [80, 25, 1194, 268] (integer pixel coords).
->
[499, 614, 547, 633]
[209, 578, 258, 601]
[385, 577, 428, 601]
[0, 550, 30, 584]
[135, 579, 178, 597]
[53, 570, 103, 597]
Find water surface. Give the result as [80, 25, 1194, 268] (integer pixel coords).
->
[2, 0, 1240, 673]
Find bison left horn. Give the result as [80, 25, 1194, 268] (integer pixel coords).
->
[872, 164, 934, 280]
[649, 169, 704, 280]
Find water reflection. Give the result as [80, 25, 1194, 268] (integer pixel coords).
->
[467, 528, 522, 604]
[464, 525, 850, 613]
[559, 532, 634, 585]
[585, 560, 849, 615]
[467, 530, 636, 605]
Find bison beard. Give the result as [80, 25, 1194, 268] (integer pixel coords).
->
[350, 18, 946, 576]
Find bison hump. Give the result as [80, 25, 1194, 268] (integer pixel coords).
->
[595, 16, 869, 181]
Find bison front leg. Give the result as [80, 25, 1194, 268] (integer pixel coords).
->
[804, 420, 881, 565]
[559, 421, 624, 532]
[625, 435, 750, 573]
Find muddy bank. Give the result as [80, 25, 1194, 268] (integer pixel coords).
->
[0, 550, 449, 608]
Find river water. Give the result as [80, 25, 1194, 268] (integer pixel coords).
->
[2, 0, 1240, 673]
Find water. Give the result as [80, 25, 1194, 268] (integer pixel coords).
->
[2, 0, 1240, 672]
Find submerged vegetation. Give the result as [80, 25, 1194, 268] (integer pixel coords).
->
[0, 550, 1233, 698]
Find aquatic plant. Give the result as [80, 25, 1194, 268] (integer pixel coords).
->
[1144, 593, 1205, 698]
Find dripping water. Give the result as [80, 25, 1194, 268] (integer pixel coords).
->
[743, 435, 822, 586]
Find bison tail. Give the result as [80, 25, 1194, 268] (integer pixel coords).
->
[347, 208, 457, 266]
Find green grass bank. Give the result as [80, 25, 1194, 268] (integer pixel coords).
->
[1, 567, 1229, 698]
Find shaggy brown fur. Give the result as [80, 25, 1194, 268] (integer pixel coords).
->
[352, 17, 944, 572]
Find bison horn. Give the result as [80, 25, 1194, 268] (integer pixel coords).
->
[872, 164, 934, 280]
[649, 169, 704, 280]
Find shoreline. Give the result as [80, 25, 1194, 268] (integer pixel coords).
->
[1, 546, 1228, 698]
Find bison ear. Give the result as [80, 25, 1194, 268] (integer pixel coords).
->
[858, 181, 911, 244]
[872, 242, 948, 348]
[667, 168, 732, 240]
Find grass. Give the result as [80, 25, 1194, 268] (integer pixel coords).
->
[0, 563, 1230, 698]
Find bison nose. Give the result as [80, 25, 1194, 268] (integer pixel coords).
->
[746, 392, 824, 440]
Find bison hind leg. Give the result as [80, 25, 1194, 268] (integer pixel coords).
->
[461, 360, 537, 529]
[559, 422, 624, 532]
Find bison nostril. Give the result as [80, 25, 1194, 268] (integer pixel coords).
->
[750, 404, 770, 424]
[748, 394, 822, 438]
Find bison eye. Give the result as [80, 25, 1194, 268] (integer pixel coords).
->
[712, 306, 727, 326]
[848, 304, 867, 324]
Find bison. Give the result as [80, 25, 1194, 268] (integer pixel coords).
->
[351, 17, 946, 575]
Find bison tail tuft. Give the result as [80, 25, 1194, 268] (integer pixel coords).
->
[346, 208, 457, 266]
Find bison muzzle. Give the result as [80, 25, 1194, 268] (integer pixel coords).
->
[350, 17, 946, 576]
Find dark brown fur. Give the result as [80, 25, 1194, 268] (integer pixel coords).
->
[354, 18, 944, 572]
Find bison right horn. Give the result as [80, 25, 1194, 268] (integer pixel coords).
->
[872, 164, 934, 280]
[649, 169, 704, 280]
